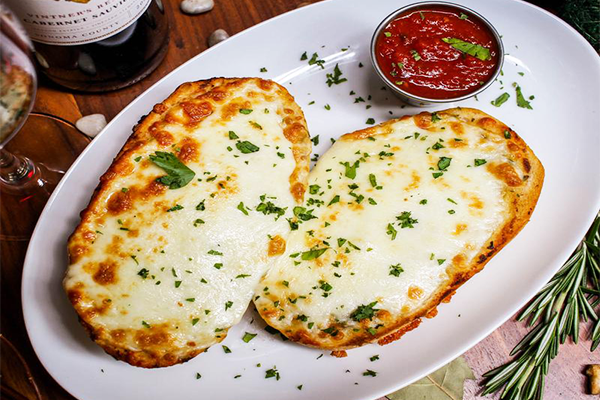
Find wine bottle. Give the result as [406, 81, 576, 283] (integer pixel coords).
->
[5, 0, 169, 92]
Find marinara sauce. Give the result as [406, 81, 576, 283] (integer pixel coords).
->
[375, 6, 500, 99]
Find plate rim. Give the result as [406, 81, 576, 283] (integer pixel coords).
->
[21, 0, 600, 399]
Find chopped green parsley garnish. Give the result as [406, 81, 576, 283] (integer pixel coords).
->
[265, 367, 280, 380]
[328, 195, 340, 206]
[384, 31, 392, 37]
[474, 158, 487, 166]
[237, 202, 249, 215]
[225, 301, 233, 310]
[420, 199, 428, 205]
[370, 355, 380, 362]
[242, 332, 257, 343]
[504, 130, 512, 139]
[130, 255, 139, 265]
[311, 135, 320, 146]
[260, 67, 267, 73]
[193, 219, 205, 227]
[228, 131, 239, 139]
[410, 49, 422, 61]
[515, 84, 533, 109]
[308, 53, 325, 69]
[351, 302, 379, 321]
[340, 160, 360, 179]
[386, 223, 398, 240]
[300, 51, 308, 61]
[301, 248, 328, 260]
[167, 204, 183, 212]
[325, 64, 348, 86]
[397, 211, 418, 228]
[192, 318, 200, 326]
[222, 345, 232, 353]
[363, 369, 378, 377]
[249, 121, 262, 130]
[174, 281, 182, 288]
[213, 263, 223, 270]
[137, 268, 149, 279]
[460, 12, 468, 19]
[142, 321, 151, 328]
[324, 104, 331, 110]
[389, 264, 404, 277]
[366, 118, 375, 125]
[431, 112, 441, 123]
[239, 109, 253, 114]
[491, 92, 510, 107]
[437, 156, 452, 171]
[236, 140, 260, 153]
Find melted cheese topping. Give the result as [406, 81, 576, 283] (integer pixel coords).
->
[65, 80, 309, 363]
[255, 115, 521, 345]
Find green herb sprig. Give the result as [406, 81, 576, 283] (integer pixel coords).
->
[483, 213, 600, 400]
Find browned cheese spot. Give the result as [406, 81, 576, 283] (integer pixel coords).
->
[449, 122, 465, 135]
[181, 101, 214, 125]
[135, 326, 171, 348]
[106, 190, 132, 215]
[111, 329, 127, 342]
[408, 286, 424, 300]
[141, 180, 167, 200]
[522, 158, 531, 173]
[453, 223, 468, 235]
[487, 162, 523, 187]
[404, 170, 421, 191]
[67, 287, 83, 306]
[331, 350, 348, 358]
[268, 235, 286, 256]
[153, 103, 168, 114]
[283, 122, 308, 144]
[449, 138, 468, 148]
[92, 260, 118, 285]
[68, 244, 89, 264]
[220, 100, 251, 121]
[413, 113, 434, 130]
[151, 130, 175, 147]
[177, 138, 200, 163]
[452, 253, 466, 269]
[258, 79, 274, 91]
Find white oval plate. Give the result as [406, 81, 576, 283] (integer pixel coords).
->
[22, 0, 600, 399]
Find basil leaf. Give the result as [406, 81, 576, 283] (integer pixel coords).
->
[149, 151, 195, 189]
[442, 37, 491, 61]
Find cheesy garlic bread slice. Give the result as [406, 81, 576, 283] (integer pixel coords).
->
[254, 108, 543, 350]
[65, 78, 311, 367]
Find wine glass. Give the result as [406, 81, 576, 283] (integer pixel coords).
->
[0, 5, 90, 240]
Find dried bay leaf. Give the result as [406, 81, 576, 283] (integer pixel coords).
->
[387, 356, 475, 400]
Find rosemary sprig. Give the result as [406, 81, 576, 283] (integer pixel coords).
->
[483, 212, 600, 400]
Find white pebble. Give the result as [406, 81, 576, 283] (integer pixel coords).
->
[76, 114, 107, 137]
[180, 0, 214, 15]
[208, 29, 229, 47]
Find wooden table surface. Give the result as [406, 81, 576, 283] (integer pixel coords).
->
[1, 0, 596, 399]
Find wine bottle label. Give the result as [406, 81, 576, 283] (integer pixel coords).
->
[6, 0, 152, 46]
